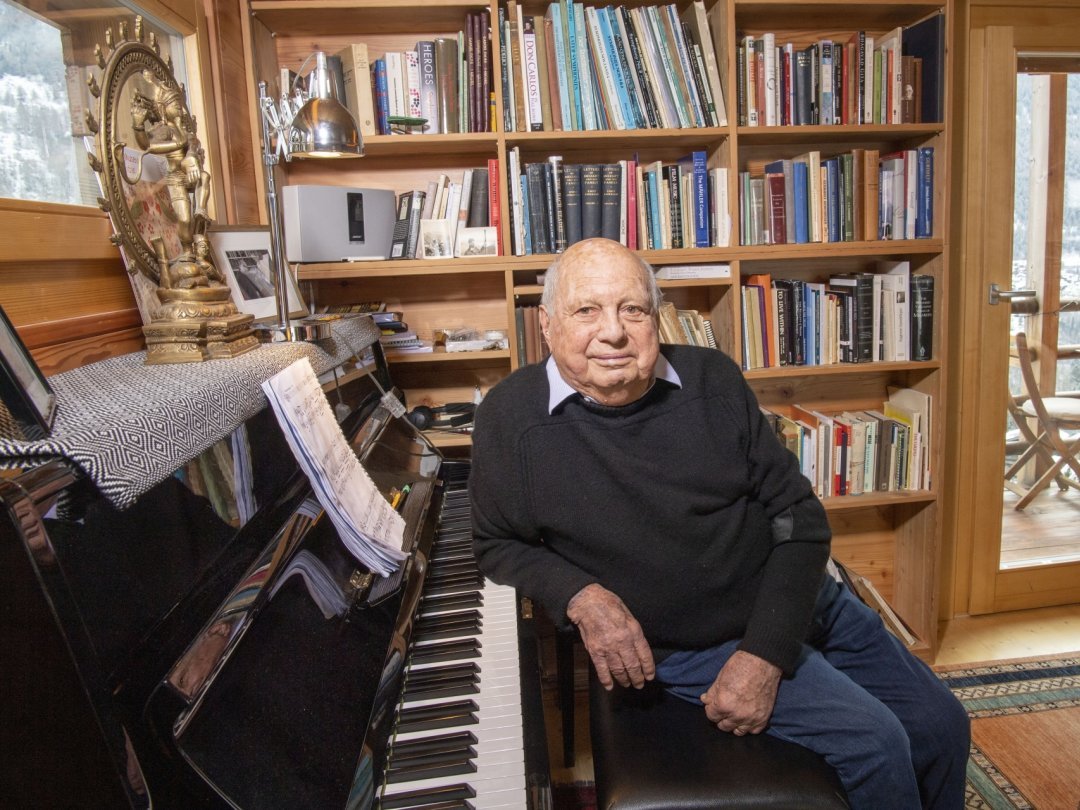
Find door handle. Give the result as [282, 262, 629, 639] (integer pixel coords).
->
[988, 284, 1038, 310]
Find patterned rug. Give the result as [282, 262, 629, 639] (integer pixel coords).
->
[935, 652, 1080, 809]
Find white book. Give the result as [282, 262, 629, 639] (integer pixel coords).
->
[862, 35, 875, 124]
[454, 169, 474, 256]
[709, 167, 730, 247]
[762, 33, 777, 126]
[904, 149, 918, 240]
[443, 181, 462, 246]
[656, 263, 732, 280]
[877, 259, 910, 362]
[504, 19, 518, 132]
[521, 14, 544, 131]
[385, 51, 406, 118]
[509, 146, 525, 255]
[404, 49, 422, 119]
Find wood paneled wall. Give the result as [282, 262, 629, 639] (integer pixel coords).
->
[0, 0, 251, 377]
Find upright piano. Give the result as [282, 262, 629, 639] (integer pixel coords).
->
[0, 320, 551, 809]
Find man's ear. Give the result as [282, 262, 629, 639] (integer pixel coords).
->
[539, 305, 550, 340]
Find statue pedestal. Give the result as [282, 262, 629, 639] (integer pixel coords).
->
[144, 287, 259, 364]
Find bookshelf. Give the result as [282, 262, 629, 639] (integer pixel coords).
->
[241, 0, 950, 657]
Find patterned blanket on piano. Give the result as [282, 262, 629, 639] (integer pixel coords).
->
[0, 316, 379, 509]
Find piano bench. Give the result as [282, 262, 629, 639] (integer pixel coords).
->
[589, 677, 850, 810]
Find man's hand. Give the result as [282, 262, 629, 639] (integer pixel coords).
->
[699, 650, 781, 736]
[567, 583, 655, 690]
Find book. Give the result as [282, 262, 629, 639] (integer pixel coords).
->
[902, 10, 945, 123]
[581, 163, 603, 239]
[522, 14, 544, 130]
[525, 162, 551, 254]
[683, 0, 727, 126]
[601, 163, 623, 242]
[828, 559, 918, 647]
[467, 167, 490, 228]
[390, 190, 425, 259]
[434, 38, 460, 133]
[373, 58, 391, 134]
[654, 264, 731, 280]
[916, 146, 934, 238]
[336, 43, 378, 136]
[910, 273, 934, 361]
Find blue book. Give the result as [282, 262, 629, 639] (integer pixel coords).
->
[602, 6, 645, 128]
[677, 150, 709, 247]
[803, 282, 817, 365]
[824, 157, 841, 242]
[792, 160, 809, 243]
[916, 146, 934, 238]
[819, 41, 834, 126]
[373, 58, 390, 134]
[562, 0, 583, 130]
[646, 165, 662, 249]
[573, 3, 597, 129]
[549, 4, 573, 130]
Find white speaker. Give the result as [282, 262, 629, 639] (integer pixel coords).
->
[282, 185, 396, 262]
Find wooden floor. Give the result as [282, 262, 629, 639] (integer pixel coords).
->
[1000, 485, 1080, 568]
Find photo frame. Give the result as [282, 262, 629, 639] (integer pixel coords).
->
[0, 304, 57, 440]
[455, 225, 498, 257]
[209, 225, 307, 321]
[419, 219, 454, 259]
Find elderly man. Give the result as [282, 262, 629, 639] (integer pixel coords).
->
[469, 238, 969, 809]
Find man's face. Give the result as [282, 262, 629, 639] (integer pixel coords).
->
[541, 242, 659, 407]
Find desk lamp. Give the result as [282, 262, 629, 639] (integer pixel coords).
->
[258, 51, 364, 341]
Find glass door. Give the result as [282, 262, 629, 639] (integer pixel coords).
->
[964, 23, 1080, 616]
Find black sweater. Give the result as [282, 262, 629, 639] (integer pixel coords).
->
[469, 345, 831, 673]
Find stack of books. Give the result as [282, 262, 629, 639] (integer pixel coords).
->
[506, 148, 730, 256]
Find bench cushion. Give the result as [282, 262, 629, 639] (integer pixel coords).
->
[590, 678, 849, 810]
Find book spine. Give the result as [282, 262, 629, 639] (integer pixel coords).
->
[541, 11, 562, 130]
[520, 173, 533, 253]
[488, 158, 502, 254]
[562, 0, 582, 130]
[581, 163, 603, 239]
[683, 21, 717, 126]
[548, 155, 567, 252]
[525, 163, 550, 253]
[435, 38, 460, 133]
[521, 15, 544, 130]
[338, 43, 378, 136]
[405, 49, 422, 121]
[574, 3, 597, 130]
[374, 58, 391, 134]
[499, 9, 514, 132]
[601, 162, 623, 242]
[468, 167, 490, 228]
[416, 42, 439, 133]
[481, 10, 492, 132]
[607, 7, 646, 129]
[619, 6, 659, 129]
[562, 163, 583, 247]
[916, 146, 934, 238]
[549, 3, 572, 129]
[910, 274, 934, 361]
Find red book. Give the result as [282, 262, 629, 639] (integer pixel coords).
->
[625, 159, 637, 250]
[765, 172, 787, 245]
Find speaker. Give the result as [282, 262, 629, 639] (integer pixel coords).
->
[406, 402, 475, 430]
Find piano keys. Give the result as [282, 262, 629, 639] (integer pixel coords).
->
[1, 350, 551, 809]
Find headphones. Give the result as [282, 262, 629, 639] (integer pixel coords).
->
[405, 402, 476, 430]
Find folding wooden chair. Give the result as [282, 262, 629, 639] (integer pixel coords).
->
[1003, 332, 1080, 509]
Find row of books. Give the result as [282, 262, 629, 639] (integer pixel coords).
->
[335, 11, 493, 136]
[657, 301, 717, 349]
[762, 385, 932, 498]
[390, 162, 501, 259]
[740, 262, 934, 370]
[739, 146, 934, 246]
[500, 0, 727, 133]
[505, 148, 731, 256]
[514, 305, 551, 364]
[736, 12, 944, 127]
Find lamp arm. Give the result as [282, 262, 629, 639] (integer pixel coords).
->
[258, 81, 294, 331]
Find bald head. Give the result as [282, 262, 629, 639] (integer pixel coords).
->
[539, 239, 661, 407]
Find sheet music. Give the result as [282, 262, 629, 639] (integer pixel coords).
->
[262, 359, 406, 576]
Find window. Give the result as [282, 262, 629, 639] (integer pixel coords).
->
[0, 0, 185, 207]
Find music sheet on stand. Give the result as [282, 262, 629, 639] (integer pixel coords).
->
[262, 359, 406, 576]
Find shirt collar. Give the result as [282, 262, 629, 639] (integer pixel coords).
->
[546, 351, 682, 414]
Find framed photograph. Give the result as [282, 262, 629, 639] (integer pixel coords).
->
[419, 219, 454, 259]
[455, 225, 498, 257]
[209, 226, 307, 321]
[0, 304, 56, 440]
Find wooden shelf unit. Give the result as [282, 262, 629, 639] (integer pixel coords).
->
[244, 0, 951, 657]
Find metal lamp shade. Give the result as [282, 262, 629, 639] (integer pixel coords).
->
[290, 97, 364, 158]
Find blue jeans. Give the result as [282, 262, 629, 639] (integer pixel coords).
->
[655, 577, 970, 810]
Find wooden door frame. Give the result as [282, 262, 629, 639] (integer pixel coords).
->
[948, 16, 1080, 617]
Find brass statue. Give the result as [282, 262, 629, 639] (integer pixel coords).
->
[87, 17, 257, 364]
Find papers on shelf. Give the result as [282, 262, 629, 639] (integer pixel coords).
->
[269, 549, 349, 619]
[262, 359, 407, 576]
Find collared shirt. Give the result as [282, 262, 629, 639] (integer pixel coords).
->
[545, 352, 683, 414]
